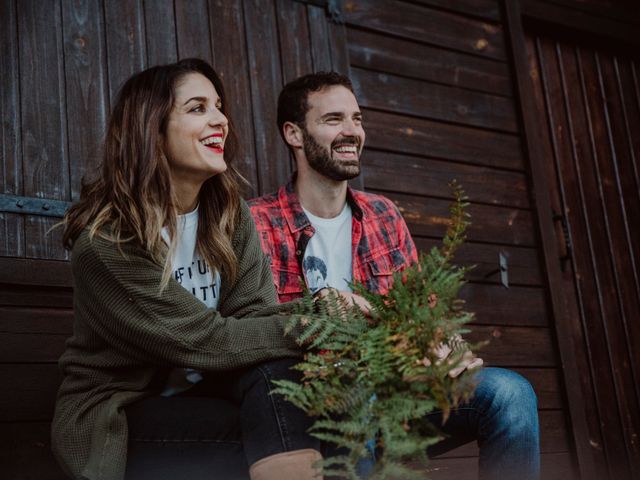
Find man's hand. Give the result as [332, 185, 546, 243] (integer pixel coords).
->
[432, 334, 483, 378]
[314, 287, 373, 317]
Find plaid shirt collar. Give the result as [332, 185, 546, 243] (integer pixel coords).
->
[277, 174, 364, 234]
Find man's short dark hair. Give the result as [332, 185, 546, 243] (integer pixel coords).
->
[277, 71, 354, 142]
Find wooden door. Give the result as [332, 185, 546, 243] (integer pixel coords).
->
[526, 27, 640, 480]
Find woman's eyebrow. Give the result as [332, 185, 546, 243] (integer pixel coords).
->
[182, 96, 207, 106]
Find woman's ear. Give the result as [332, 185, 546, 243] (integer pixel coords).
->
[283, 121, 303, 149]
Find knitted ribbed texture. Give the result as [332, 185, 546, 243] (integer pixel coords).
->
[51, 201, 302, 480]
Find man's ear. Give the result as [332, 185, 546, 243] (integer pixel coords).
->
[283, 121, 303, 148]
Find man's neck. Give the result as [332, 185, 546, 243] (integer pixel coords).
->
[295, 169, 348, 219]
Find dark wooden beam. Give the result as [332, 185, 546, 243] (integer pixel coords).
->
[522, 0, 640, 50]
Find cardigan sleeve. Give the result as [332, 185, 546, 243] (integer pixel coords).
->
[70, 210, 302, 371]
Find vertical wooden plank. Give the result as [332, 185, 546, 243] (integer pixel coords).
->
[61, 0, 109, 201]
[500, 2, 602, 478]
[613, 58, 640, 205]
[208, 0, 259, 197]
[104, 0, 146, 104]
[0, 0, 25, 257]
[327, 18, 351, 76]
[326, 11, 365, 191]
[592, 51, 640, 472]
[143, 0, 177, 66]
[275, 0, 313, 83]
[577, 46, 637, 477]
[174, 0, 213, 62]
[307, 4, 332, 72]
[18, 0, 68, 260]
[243, 0, 290, 195]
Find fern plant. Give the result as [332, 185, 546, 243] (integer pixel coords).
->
[273, 182, 482, 479]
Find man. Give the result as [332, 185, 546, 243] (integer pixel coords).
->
[249, 72, 540, 480]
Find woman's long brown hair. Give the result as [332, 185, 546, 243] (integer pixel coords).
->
[63, 58, 244, 286]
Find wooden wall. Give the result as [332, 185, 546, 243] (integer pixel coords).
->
[1, 0, 638, 479]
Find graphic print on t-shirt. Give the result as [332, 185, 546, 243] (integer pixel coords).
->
[303, 256, 328, 292]
[302, 204, 353, 293]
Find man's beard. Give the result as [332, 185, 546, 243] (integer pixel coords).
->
[302, 129, 361, 181]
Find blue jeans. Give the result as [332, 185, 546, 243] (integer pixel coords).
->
[125, 358, 319, 480]
[426, 367, 540, 480]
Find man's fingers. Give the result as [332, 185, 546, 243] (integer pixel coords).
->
[467, 357, 484, 369]
[447, 353, 483, 378]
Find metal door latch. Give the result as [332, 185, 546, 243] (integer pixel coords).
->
[552, 210, 573, 272]
[484, 251, 509, 289]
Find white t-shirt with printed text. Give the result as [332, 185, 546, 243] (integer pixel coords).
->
[160, 207, 220, 396]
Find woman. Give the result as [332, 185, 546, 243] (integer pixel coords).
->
[52, 59, 321, 480]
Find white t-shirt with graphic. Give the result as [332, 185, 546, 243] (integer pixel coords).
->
[302, 203, 353, 293]
[160, 207, 220, 396]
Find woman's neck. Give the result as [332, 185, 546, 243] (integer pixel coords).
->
[172, 177, 202, 214]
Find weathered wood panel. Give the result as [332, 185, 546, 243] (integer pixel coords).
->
[379, 191, 536, 247]
[61, 0, 109, 202]
[0, 284, 73, 309]
[352, 68, 518, 132]
[0, 307, 74, 363]
[307, 4, 333, 72]
[103, 0, 146, 103]
[415, 238, 543, 286]
[466, 325, 557, 367]
[347, 28, 512, 96]
[362, 110, 525, 170]
[276, 0, 313, 83]
[342, 0, 507, 60]
[363, 150, 530, 208]
[427, 451, 576, 480]
[462, 284, 548, 327]
[0, 364, 62, 422]
[0, 423, 67, 480]
[411, 0, 502, 21]
[175, 0, 213, 62]
[143, 0, 178, 66]
[0, 0, 24, 258]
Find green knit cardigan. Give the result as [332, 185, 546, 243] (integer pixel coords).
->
[52, 201, 302, 480]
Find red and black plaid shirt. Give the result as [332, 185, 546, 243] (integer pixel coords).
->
[248, 178, 418, 303]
